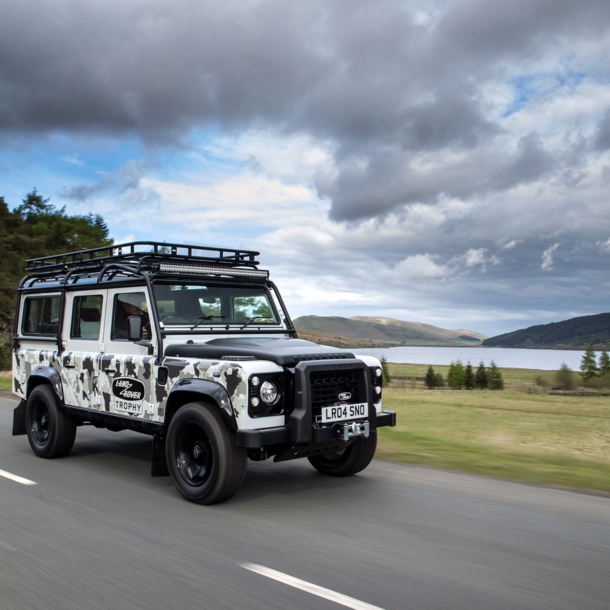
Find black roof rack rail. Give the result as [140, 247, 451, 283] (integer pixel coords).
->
[26, 241, 261, 274]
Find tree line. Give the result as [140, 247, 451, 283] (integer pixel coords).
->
[424, 360, 504, 390]
[0, 191, 112, 368]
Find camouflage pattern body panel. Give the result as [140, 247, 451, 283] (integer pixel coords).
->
[13, 348, 63, 399]
[161, 357, 284, 429]
[14, 347, 283, 428]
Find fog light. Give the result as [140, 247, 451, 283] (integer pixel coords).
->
[251, 376, 260, 387]
[251, 397, 260, 407]
[375, 386, 382, 395]
[375, 368, 382, 377]
[260, 381, 278, 404]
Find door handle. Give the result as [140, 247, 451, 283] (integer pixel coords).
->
[64, 363, 75, 369]
[104, 368, 116, 374]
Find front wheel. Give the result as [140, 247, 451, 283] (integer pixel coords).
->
[26, 385, 77, 458]
[166, 403, 247, 504]
[308, 431, 377, 477]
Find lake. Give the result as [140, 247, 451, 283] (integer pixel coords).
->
[351, 346, 586, 371]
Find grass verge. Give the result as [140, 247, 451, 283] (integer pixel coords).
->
[0, 376, 13, 391]
[377, 428, 610, 493]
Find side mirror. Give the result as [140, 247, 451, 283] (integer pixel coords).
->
[127, 316, 143, 342]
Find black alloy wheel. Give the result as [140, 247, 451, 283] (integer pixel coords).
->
[30, 399, 51, 448]
[25, 384, 77, 458]
[308, 431, 377, 477]
[166, 402, 247, 505]
[175, 422, 214, 486]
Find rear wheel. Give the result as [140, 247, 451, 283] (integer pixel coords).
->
[26, 385, 76, 458]
[166, 403, 247, 504]
[308, 431, 377, 477]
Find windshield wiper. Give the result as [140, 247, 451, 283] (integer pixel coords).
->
[240, 316, 265, 330]
[191, 315, 225, 331]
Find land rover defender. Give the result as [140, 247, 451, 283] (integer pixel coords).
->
[12, 242, 396, 504]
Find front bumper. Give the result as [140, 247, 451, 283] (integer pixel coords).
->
[236, 410, 396, 449]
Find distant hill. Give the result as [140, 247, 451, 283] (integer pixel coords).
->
[293, 316, 486, 348]
[483, 313, 610, 350]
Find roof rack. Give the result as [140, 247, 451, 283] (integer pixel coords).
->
[22, 241, 269, 287]
[26, 241, 260, 273]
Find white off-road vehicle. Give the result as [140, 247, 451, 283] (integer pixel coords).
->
[12, 242, 396, 504]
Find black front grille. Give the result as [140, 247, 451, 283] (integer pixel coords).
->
[309, 369, 362, 415]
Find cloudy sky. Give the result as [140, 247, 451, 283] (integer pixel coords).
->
[1, 0, 610, 336]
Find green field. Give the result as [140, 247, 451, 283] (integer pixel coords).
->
[0, 376, 12, 391]
[377, 363, 610, 492]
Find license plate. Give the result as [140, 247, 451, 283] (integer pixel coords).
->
[321, 403, 368, 423]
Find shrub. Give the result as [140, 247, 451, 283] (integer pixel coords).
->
[435, 373, 445, 388]
[535, 375, 549, 387]
[554, 363, 576, 390]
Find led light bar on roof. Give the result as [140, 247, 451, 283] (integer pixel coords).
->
[159, 263, 269, 278]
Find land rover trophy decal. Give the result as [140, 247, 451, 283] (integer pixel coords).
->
[338, 392, 352, 401]
[112, 377, 145, 415]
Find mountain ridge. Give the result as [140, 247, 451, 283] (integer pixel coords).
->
[293, 315, 486, 348]
[483, 312, 610, 350]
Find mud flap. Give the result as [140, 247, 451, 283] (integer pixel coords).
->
[12, 400, 27, 436]
[151, 433, 169, 477]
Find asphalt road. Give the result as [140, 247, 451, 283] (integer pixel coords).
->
[1, 391, 609, 610]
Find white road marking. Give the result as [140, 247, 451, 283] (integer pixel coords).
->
[241, 563, 386, 610]
[0, 469, 37, 486]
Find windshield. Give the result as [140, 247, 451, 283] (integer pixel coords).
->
[153, 283, 280, 327]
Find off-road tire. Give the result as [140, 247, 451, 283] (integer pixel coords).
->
[166, 402, 247, 505]
[308, 431, 377, 477]
[26, 384, 77, 458]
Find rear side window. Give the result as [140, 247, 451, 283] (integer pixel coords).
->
[22, 296, 61, 336]
[71, 295, 103, 340]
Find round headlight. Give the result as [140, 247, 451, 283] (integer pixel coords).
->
[260, 381, 278, 404]
[251, 376, 260, 387]
[375, 368, 382, 377]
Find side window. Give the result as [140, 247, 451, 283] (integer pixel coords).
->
[71, 295, 103, 340]
[111, 292, 150, 340]
[233, 296, 276, 323]
[22, 296, 61, 336]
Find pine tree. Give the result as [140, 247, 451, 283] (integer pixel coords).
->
[447, 360, 465, 389]
[425, 365, 437, 389]
[488, 361, 504, 390]
[599, 351, 610, 388]
[435, 373, 444, 388]
[464, 363, 475, 389]
[580, 346, 599, 382]
[598, 351, 610, 376]
[475, 362, 488, 389]
[380, 356, 391, 386]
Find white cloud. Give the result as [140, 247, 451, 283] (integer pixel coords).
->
[541, 242, 560, 270]
[598, 237, 610, 252]
[394, 254, 449, 280]
[464, 248, 487, 267]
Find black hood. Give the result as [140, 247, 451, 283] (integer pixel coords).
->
[164, 338, 355, 367]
